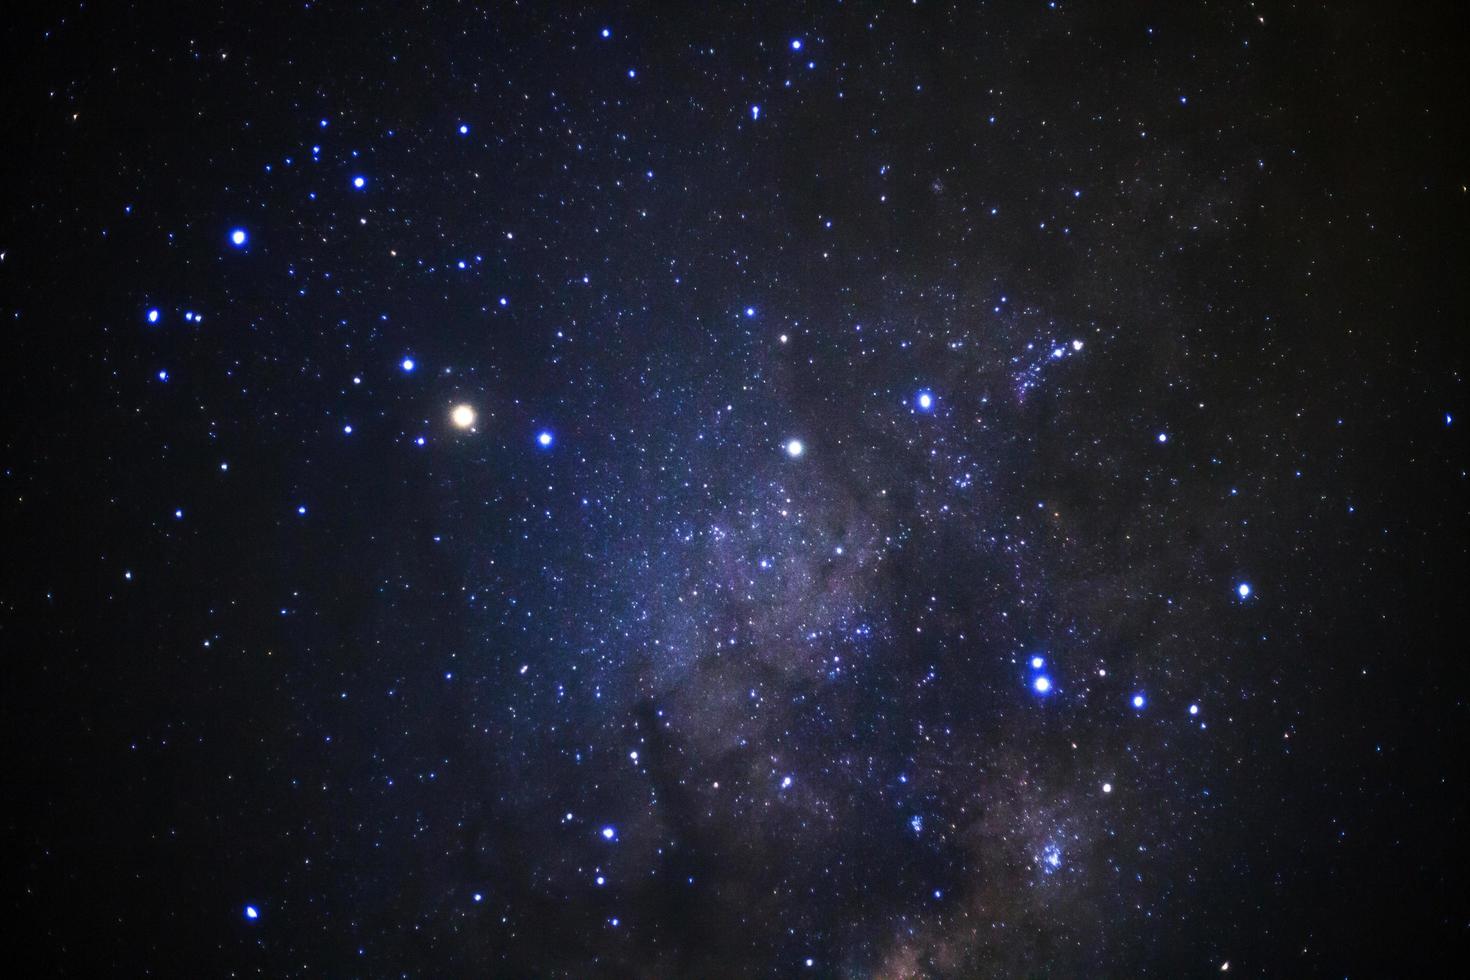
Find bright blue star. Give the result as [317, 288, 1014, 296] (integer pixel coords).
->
[401, 357, 415, 372]
[1031, 656, 1044, 669]
[791, 38, 803, 50]
[156, 370, 169, 382]
[785, 438, 804, 458]
[1189, 703, 1200, 716]
[343, 424, 353, 435]
[1132, 693, 1146, 709]
[601, 27, 611, 38]
[744, 306, 756, 317]
[458, 123, 469, 135]
[915, 389, 935, 413]
[351, 175, 366, 189]
[1156, 432, 1168, 443]
[244, 905, 259, 920]
[1237, 582, 1252, 599]
[1033, 675, 1053, 694]
[297, 505, 307, 516]
[537, 430, 554, 448]
[601, 826, 616, 840]
[751, 104, 760, 120]
[146, 308, 160, 324]
[229, 228, 248, 247]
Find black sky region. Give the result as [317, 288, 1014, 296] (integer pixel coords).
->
[2, 1, 1467, 976]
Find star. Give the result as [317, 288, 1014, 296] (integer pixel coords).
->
[1237, 582, 1252, 599]
[229, 228, 248, 247]
[785, 439, 804, 458]
[451, 404, 477, 429]
[915, 389, 935, 412]
[351, 175, 366, 189]
[536, 430, 555, 448]
[1033, 675, 1052, 693]
[244, 905, 259, 920]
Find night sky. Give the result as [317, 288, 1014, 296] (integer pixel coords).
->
[3, 2, 1467, 976]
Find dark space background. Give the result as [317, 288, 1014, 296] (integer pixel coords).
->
[2, 1, 1465, 976]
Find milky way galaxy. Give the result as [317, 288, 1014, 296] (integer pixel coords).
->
[3, 2, 1466, 977]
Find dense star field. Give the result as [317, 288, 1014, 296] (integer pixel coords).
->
[2, 2, 1466, 976]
